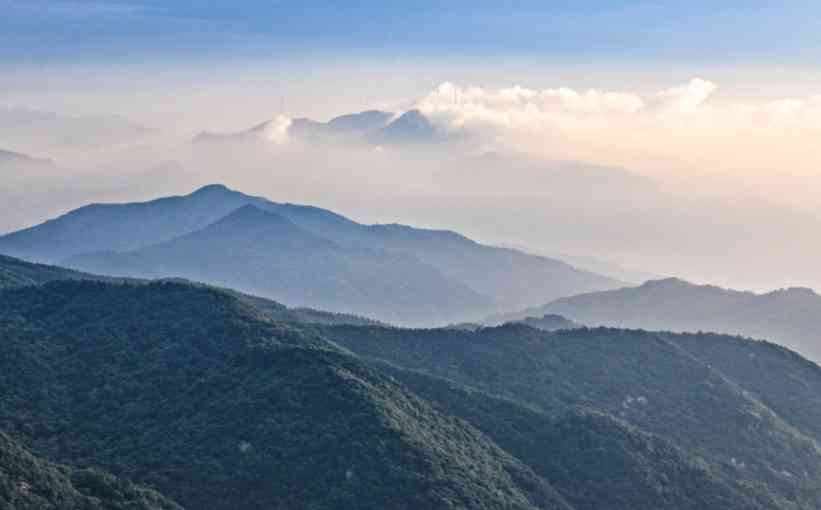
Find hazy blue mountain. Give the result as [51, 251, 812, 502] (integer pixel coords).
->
[0, 184, 620, 322]
[64, 205, 492, 325]
[290, 110, 394, 142]
[371, 109, 441, 144]
[490, 277, 821, 363]
[0, 280, 569, 510]
[195, 109, 443, 146]
[321, 323, 821, 509]
[0, 149, 55, 168]
[196, 110, 394, 144]
[0, 184, 260, 262]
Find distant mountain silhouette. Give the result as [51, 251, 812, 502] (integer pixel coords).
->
[194, 109, 444, 146]
[370, 109, 441, 144]
[291, 110, 394, 141]
[0, 148, 55, 168]
[489, 277, 821, 363]
[63, 205, 492, 325]
[0, 184, 619, 324]
[195, 110, 395, 145]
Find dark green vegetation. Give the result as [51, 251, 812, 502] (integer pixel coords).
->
[371, 361, 769, 510]
[489, 277, 821, 363]
[5, 270, 821, 508]
[0, 184, 620, 325]
[322, 324, 821, 509]
[0, 281, 571, 510]
[0, 432, 180, 510]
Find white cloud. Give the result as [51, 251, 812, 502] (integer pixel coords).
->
[407, 78, 821, 197]
[258, 115, 292, 144]
[652, 78, 717, 115]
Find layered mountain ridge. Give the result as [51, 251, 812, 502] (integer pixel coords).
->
[0, 184, 620, 325]
[489, 277, 821, 363]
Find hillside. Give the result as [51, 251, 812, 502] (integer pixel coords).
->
[0, 432, 181, 510]
[64, 205, 491, 325]
[4, 277, 821, 508]
[0, 253, 382, 327]
[508, 314, 580, 331]
[370, 361, 770, 510]
[490, 278, 821, 363]
[321, 323, 821, 509]
[0, 253, 118, 289]
[0, 280, 570, 510]
[0, 184, 620, 322]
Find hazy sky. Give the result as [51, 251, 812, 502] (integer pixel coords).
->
[3, 1, 821, 292]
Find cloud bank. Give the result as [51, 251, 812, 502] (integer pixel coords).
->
[411, 79, 821, 207]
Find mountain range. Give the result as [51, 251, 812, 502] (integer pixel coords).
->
[3, 269, 821, 508]
[195, 109, 441, 146]
[0, 184, 620, 325]
[488, 277, 821, 363]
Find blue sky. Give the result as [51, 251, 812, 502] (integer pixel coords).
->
[3, 1, 820, 66]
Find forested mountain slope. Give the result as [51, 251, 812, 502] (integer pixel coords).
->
[0, 432, 181, 510]
[322, 324, 821, 509]
[0, 280, 570, 510]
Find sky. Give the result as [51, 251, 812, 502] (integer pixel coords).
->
[2, 1, 821, 292]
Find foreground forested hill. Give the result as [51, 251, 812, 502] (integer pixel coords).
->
[322, 324, 821, 509]
[0, 281, 569, 510]
[3, 277, 821, 509]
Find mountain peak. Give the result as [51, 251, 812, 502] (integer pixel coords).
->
[374, 109, 439, 144]
[768, 286, 819, 299]
[641, 277, 693, 288]
[212, 204, 288, 227]
[191, 183, 233, 195]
